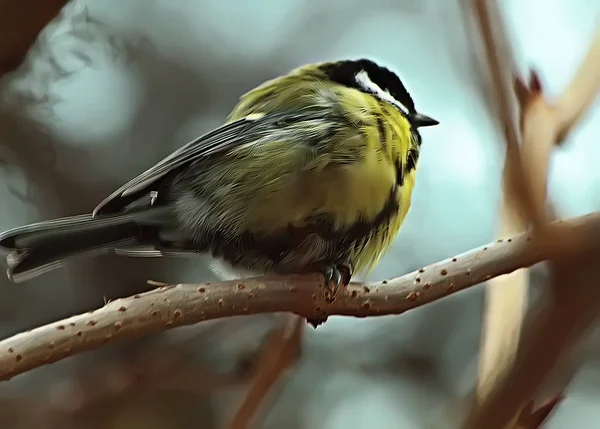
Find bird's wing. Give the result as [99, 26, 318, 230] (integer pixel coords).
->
[92, 113, 278, 216]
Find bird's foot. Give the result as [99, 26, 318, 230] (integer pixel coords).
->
[306, 262, 353, 328]
[322, 261, 354, 300]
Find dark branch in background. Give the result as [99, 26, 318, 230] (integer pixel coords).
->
[0, 212, 600, 382]
[0, 0, 68, 76]
[227, 314, 304, 429]
[0, 342, 241, 428]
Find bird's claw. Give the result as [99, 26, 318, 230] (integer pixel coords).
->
[306, 261, 354, 329]
[321, 262, 354, 303]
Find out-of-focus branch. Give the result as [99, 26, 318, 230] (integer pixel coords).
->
[469, 0, 530, 407]
[0, 343, 242, 428]
[514, 396, 564, 429]
[469, 0, 545, 229]
[467, 250, 600, 429]
[465, 1, 600, 427]
[554, 26, 600, 140]
[1, 212, 600, 382]
[0, 0, 68, 76]
[227, 314, 303, 429]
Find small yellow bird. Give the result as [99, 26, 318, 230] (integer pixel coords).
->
[0, 59, 437, 304]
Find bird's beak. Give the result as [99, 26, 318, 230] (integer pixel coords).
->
[409, 112, 439, 128]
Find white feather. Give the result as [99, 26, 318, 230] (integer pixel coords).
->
[355, 70, 409, 115]
[210, 258, 261, 281]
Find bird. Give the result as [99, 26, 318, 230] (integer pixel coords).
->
[0, 58, 438, 310]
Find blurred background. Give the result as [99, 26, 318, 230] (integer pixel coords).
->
[0, 0, 599, 427]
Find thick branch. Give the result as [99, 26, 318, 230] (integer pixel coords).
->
[1, 213, 600, 382]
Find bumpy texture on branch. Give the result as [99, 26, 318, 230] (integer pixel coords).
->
[1, 212, 600, 382]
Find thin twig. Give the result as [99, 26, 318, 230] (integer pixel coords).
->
[1, 212, 600, 382]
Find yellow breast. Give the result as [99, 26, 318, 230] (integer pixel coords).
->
[317, 147, 396, 229]
[225, 79, 420, 275]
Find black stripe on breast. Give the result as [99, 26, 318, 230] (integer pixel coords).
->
[405, 147, 419, 174]
[395, 158, 404, 187]
[376, 116, 387, 154]
[175, 185, 401, 268]
[310, 186, 400, 248]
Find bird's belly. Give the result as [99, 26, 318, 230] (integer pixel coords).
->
[205, 186, 402, 277]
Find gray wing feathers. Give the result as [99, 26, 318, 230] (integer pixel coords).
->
[91, 109, 329, 217]
[92, 114, 266, 217]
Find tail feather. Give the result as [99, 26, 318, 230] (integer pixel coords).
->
[0, 207, 173, 283]
[6, 238, 138, 283]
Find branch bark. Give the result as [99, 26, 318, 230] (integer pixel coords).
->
[1, 212, 600, 382]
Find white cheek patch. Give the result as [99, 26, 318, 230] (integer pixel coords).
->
[355, 70, 409, 115]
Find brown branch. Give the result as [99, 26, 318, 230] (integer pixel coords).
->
[466, 250, 600, 429]
[554, 25, 600, 140]
[227, 314, 303, 429]
[1, 213, 600, 382]
[469, 0, 544, 229]
[468, 3, 574, 416]
[465, 2, 600, 426]
[469, 0, 530, 404]
[514, 396, 564, 429]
